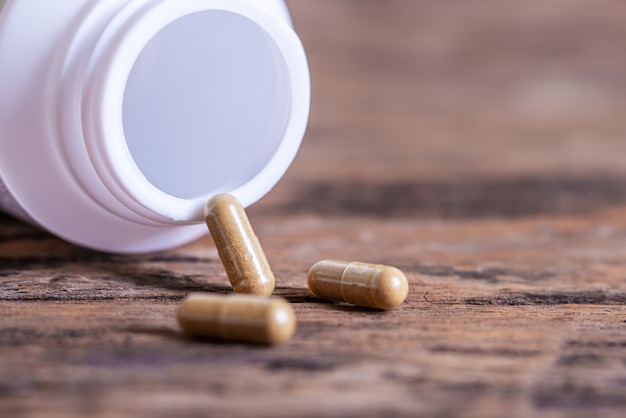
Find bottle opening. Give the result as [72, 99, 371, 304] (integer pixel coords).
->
[122, 10, 290, 200]
[87, 1, 309, 223]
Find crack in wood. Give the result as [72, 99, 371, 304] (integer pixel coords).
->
[270, 176, 626, 218]
[465, 291, 626, 305]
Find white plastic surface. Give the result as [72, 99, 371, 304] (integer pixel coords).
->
[0, 0, 310, 253]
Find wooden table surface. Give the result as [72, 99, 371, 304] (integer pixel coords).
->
[3, 1, 626, 417]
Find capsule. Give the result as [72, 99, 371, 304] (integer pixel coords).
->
[177, 293, 296, 345]
[307, 260, 409, 309]
[205, 194, 275, 296]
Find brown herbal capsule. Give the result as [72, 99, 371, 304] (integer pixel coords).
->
[177, 293, 296, 345]
[205, 194, 275, 296]
[307, 260, 409, 309]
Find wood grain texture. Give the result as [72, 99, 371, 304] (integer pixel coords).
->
[2, 1, 626, 416]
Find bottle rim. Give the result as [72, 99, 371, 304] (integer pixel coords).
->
[83, 0, 310, 224]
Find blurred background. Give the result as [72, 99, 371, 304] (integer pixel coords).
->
[266, 0, 626, 217]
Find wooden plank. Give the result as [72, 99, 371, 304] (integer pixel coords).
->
[2, 1, 626, 416]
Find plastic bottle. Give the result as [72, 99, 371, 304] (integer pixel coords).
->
[0, 0, 310, 253]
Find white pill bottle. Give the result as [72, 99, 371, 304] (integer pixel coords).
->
[0, 0, 310, 253]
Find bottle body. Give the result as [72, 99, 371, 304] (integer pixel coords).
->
[0, 0, 310, 253]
